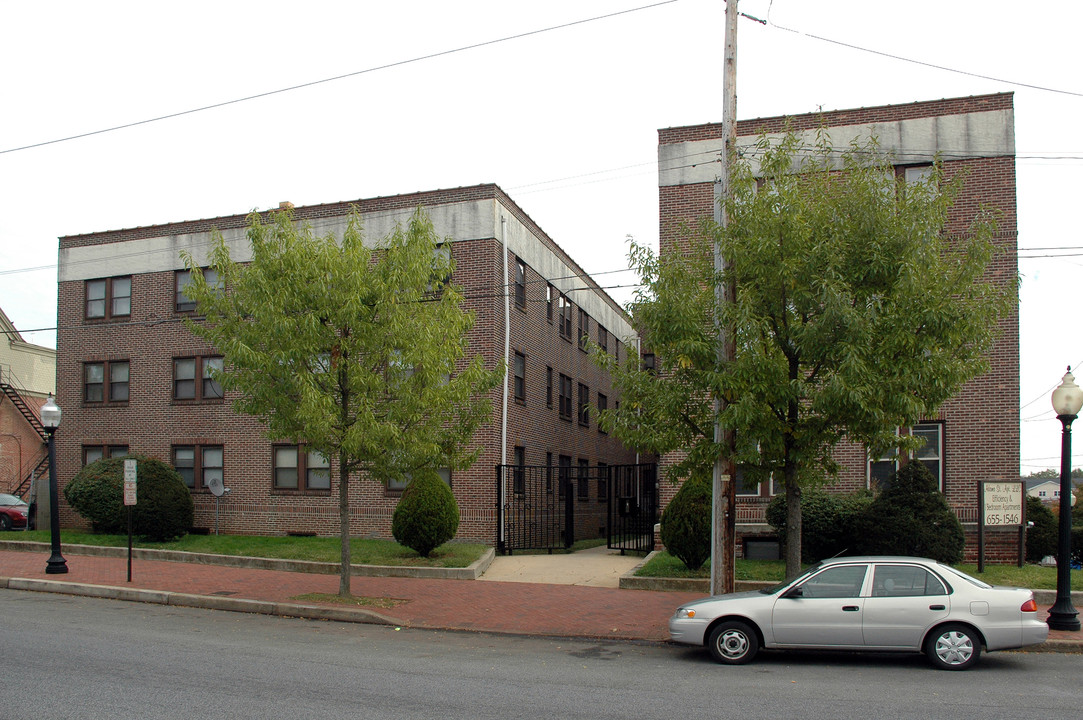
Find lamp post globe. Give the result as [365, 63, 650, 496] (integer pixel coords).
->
[1048, 369, 1081, 631]
[40, 395, 67, 575]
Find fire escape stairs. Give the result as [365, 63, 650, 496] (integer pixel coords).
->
[0, 381, 47, 440]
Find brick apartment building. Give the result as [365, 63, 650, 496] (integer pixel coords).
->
[54, 184, 641, 545]
[657, 93, 1020, 561]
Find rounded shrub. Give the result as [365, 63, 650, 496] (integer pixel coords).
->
[64, 454, 194, 541]
[1024, 496, 1057, 564]
[854, 462, 964, 563]
[766, 488, 873, 563]
[659, 472, 711, 571]
[392, 470, 460, 557]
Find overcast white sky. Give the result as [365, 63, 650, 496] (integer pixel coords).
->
[2, 1, 1080, 473]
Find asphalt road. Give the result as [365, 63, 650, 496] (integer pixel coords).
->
[2, 589, 1079, 720]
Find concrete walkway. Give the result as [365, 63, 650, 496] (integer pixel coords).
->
[479, 544, 644, 587]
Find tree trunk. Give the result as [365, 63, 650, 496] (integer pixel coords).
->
[338, 455, 351, 596]
[784, 468, 802, 580]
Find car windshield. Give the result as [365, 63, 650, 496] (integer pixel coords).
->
[759, 562, 822, 594]
[936, 563, 992, 590]
[0, 494, 26, 506]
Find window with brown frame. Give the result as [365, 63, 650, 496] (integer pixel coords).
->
[513, 351, 526, 403]
[513, 446, 525, 495]
[173, 445, 224, 492]
[577, 382, 590, 426]
[558, 295, 573, 340]
[514, 259, 527, 310]
[546, 366, 553, 409]
[558, 373, 573, 420]
[84, 361, 129, 403]
[597, 393, 607, 434]
[82, 444, 129, 465]
[175, 268, 220, 313]
[174, 356, 224, 401]
[85, 276, 131, 321]
[578, 308, 589, 351]
[273, 445, 331, 493]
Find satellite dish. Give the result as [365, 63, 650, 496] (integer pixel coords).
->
[207, 476, 225, 497]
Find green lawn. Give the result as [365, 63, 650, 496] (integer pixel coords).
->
[637, 551, 1083, 591]
[6, 530, 487, 568]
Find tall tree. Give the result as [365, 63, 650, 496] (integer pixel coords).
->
[182, 208, 501, 595]
[597, 130, 1015, 578]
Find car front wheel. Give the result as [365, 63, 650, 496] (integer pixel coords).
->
[925, 624, 981, 670]
[0, 514, 11, 531]
[707, 621, 759, 665]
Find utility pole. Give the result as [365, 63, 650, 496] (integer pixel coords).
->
[710, 0, 739, 597]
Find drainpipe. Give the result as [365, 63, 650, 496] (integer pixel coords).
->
[499, 215, 510, 544]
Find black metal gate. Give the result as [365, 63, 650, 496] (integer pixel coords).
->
[496, 463, 657, 555]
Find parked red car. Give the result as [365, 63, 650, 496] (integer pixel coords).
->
[0, 493, 29, 530]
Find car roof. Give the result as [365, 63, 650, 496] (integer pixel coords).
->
[818, 556, 937, 566]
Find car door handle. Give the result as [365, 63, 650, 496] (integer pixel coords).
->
[842, 606, 859, 612]
[929, 604, 946, 611]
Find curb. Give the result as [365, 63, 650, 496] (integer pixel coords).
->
[0, 540, 495, 581]
[1, 575, 404, 627]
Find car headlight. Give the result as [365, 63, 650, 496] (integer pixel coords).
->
[673, 607, 697, 619]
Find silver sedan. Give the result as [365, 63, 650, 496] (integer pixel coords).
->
[669, 556, 1049, 670]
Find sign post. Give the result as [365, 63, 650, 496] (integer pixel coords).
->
[978, 481, 1025, 572]
[123, 459, 137, 582]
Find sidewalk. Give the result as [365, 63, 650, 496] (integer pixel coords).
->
[1, 545, 1081, 652]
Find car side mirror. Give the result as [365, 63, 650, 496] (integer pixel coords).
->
[782, 586, 803, 599]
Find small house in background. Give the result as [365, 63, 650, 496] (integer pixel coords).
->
[0, 305, 55, 500]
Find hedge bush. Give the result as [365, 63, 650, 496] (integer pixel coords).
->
[1024, 496, 1058, 563]
[659, 472, 711, 571]
[391, 470, 460, 557]
[766, 488, 873, 564]
[853, 462, 964, 563]
[63, 454, 193, 541]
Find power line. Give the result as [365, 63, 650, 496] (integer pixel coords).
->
[0, 1, 677, 156]
[764, 2, 1083, 98]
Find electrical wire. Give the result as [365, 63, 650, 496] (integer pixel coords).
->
[0, 1, 677, 156]
[764, 1, 1083, 98]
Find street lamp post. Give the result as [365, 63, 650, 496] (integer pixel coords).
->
[40, 396, 67, 575]
[1048, 368, 1081, 631]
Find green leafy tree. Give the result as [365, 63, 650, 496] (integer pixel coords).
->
[597, 130, 1014, 578]
[182, 208, 501, 595]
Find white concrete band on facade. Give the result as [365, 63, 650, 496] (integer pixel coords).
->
[57, 198, 636, 343]
[658, 108, 1016, 188]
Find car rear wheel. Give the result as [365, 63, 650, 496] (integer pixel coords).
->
[925, 624, 981, 670]
[707, 621, 759, 665]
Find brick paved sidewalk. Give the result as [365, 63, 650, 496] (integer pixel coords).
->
[2, 547, 1080, 651]
[0, 548, 701, 641]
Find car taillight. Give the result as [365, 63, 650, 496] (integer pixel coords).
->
[1020, 598, 1037, 613]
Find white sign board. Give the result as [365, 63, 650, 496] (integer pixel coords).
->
[123, 458, 137, 506]
[981, 481, 1023, 526]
